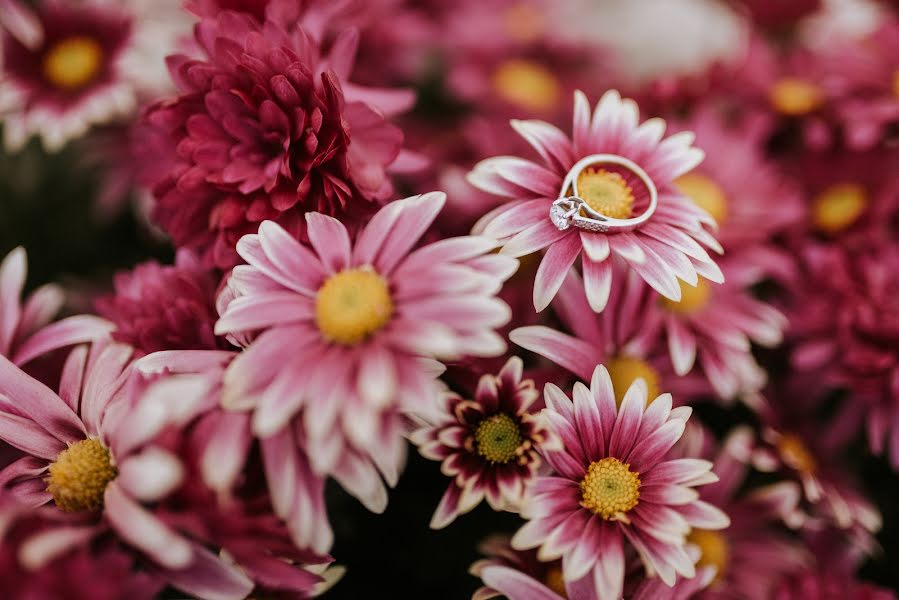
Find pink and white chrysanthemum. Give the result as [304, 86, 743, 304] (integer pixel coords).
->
[511, 267, 715, 407]
[470, 534, 716, 600]
[0, 246, 113, 367]
[215, 192, 517, 502]
[470, 90, 723, 313]
[651, 255, 787, 401]
[411, 356, 555, 529]
[0, 0, 190, 152]
[672, 425, 810, 598]
[511, 364, 729, 600]
[672, 106, 804, 250]
[0, 342, 260, 599]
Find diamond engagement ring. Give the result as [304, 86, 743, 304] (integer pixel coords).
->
[549, 154, 658, 233]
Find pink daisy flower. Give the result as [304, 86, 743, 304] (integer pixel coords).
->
[470, 89, 723, 313]
[410, 356, 555, 529]
[214, 192, 517, 514]
[671, 425, 810, 598]
[511, 364, 729, 599]
[0, 246, 113, 367]
[470, 534, 716, 600]
[749, 378, 883, 543]
[0, 0, 190, 153]
[511, 267, 715, 407]
[95, 250, 228, 356]
[672, 106, 804, 250]
[0, 343, 260, 599]
[138, 8, 416, 268]
[650, 255, 788, 401]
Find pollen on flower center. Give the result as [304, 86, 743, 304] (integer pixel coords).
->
[661, 278, 712, 315]
[576, 167, 635, 219]
[689, 528, 730, 583]
[674, 173, 728, 224]
[606, 356, 661, 407]
[492, 59, 561, 112]
[43, 36, 104, 91]
[777, 434, 817, 474]
[475, 413, 523, 463]
[812, 183, 867, 233]
[315, 267, 393, 346]
[769, 77, 824, 116]
[46, 438, 117, 512]
[580, 457, 641, 520]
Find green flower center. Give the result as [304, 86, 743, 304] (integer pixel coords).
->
[475, 414, 522, 464]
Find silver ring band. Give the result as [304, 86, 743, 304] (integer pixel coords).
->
[549, 154, 658, 233]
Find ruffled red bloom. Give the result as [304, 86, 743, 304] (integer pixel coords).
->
[95, 251, 226, 355]
[138, 9, 412, 267]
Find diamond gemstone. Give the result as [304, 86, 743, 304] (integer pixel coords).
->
[550, 203, 571, 230]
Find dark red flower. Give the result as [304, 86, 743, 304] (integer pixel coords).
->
[137, 9, 412, 268]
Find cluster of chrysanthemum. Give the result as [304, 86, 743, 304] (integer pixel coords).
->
[0, 0, 897, 598]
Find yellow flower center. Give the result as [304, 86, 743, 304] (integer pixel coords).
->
[46, 438, 117, 512]
[777, 433, 817, 474]
[42, 36, 104, 91]
[580, 457, 640, 520]
[315, 268, 393, 346]
[689, 528, 730, 583]
[674, 172, 728, 224]
[769, 78, 824, 116]
[492, 59, 561, 112]
[502, 4, 544, 43]
[660, 278, 712, 315]
[544, 566, 568, 598]
[812, 183, 867, 234]
[606, 356, 661, 407]
[475, 414, 522, 464]
[576, 168, 635, 219]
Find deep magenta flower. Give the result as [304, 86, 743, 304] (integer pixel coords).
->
[139, 9, 415, 267]
[411, 356, 555, 528]
[512, 365, 728, 599]
[789, 241, 899, 469]
[95, 250, 227, 355]
[470, 89, 722, 313]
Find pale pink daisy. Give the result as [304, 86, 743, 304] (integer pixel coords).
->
[511, 364, 729, 599]
[410, 356, 555, 529]
[470, 90, 723, 312]
[0, 342, 257, 599]
[214, 192, 517, 512]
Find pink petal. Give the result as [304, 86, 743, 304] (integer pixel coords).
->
[510, 119, 575, 173]
[534, 234, 582, 312]
[13, 315, 115, 366]
[255, 221, 325, 294]
[0, 409, 64, 459]
[573, 382, 605, 461]
[0, 354, 84, 441]
[214, 292, 313, 334]
[582, 258, 613, 313]
[666, 318, 697, 376]
[104, 482, 193, 569]
[510, 327, 596, 381]
[480, 565, 564, 600]
[608, 380, 646, 458]
[305, 213, 352, 273]
[501, 219, 570, 258]
[373, 192, 446, 274]
[158, 542, 254, 600]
